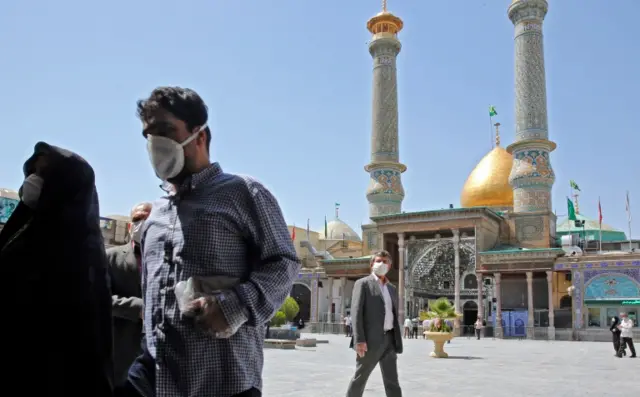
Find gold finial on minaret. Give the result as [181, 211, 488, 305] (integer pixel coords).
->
[494, 122, 501, 147]
[367, 0, 403, 35]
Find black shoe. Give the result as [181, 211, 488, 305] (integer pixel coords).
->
[630, 355, 637, 358]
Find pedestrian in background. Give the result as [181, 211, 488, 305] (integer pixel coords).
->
[109, 202, 152, 385]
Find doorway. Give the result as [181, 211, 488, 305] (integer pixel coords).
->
[290, 283, 311, 322]
[463, 301, 478, 335]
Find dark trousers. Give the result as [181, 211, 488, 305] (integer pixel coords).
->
[475, 329, 481, 339]
[346, 332, 401, 397]
[619, 337, 636, 357]
[411, 327, 418, 338]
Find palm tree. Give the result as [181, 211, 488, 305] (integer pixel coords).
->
[422, 297, 461, 333]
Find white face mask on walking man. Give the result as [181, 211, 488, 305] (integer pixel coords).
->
[372, 260, 389, 277]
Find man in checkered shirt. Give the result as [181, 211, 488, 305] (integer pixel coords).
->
[136, 87, 300, 397]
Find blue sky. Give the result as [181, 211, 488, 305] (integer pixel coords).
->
[1, 0, 638, 238]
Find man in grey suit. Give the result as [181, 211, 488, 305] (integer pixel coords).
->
[346, 250, 403, 397]
[108, 202, 152, 385]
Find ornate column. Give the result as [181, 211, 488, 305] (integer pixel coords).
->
[310, 275, 319, 323]
[494, 273, 503, 338]
[476, 273, 484, 319]
[397, 232, 405, 325]
[452, 229, 461, 335]
[546, 270, 556, 340]
[326, 277, 334, 323]
[339, 276, 347, 321]
[526, 271, 534, 339]
[365, 4, 406, 218]
[507, 0, 556, 248]
[476, 273, 484, 337]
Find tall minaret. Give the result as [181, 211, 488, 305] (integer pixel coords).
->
[507, 0, 557, 247]
[365, 1, 406, 219]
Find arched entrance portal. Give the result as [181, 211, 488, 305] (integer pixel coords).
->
[462, 301, 478, 335]
[290, 283, 311, 322]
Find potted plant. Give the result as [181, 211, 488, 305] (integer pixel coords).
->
[422, 297, 462, 358]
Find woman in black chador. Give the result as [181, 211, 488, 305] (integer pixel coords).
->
[0, 142, 114, 396]
[610, 316, 625, 356]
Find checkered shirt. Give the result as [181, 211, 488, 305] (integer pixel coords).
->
[141, 163, 300, 397]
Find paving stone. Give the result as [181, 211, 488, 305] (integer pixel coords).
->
[263, 333, 637, 397]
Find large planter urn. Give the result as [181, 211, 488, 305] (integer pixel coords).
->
[424, 331, 454, 358]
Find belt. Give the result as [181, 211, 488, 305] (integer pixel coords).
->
[385, 329, 394, 334]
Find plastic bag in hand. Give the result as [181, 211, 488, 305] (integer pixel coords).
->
[175, 278, 199, 316]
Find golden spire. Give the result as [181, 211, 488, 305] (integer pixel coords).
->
[367, 0, 403, 35]
[494, 122, 501, 147]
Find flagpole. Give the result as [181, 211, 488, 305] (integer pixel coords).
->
[489, 114, 494, 150]
[598, 197, 602, 253]
[627, 191, 632, 250]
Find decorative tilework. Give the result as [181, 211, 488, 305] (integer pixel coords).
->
[0, 197, 19, 223]
[514, 26, 548, 141]
[370, 39, 400, 163]
[367, 36, 404, 219]
[513, 188, 551, 212]
[584, 273, 640, 300]
[515, 216, 544, 241]
[368, 169, 404, 196]
[511, 149, 554, 180]
[570, 267, 640, 329]
[555, 261, 640, 270]
[583, 268, 640, 285]
[366, 231, 379, 251]
[508, 0, 555, 218]
[572, 270, 583, 328]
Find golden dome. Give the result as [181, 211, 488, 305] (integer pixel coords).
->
[460, 146, 514, 209]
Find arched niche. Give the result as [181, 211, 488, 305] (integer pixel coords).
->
[290, 283, 311, 321]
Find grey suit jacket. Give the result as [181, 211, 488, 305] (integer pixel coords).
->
[350, 274, 403, 354]
[107, 243, 143, 384]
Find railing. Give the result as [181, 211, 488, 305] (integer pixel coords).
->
[305, 324, 640, 342]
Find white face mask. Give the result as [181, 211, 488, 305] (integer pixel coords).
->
[21, 174, 44, 209]
[146, 124, 207, 180]
[372, 260, 389, 276]
[130, 220, 145, 244]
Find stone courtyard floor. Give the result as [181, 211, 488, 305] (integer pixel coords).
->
[262, 333, 637, 397]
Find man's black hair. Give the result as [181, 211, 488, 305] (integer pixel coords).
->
[136, 86, 211, 151]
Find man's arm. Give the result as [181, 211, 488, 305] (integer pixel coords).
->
[108, 247, 143, 321]
[216, 180, 301, 332]
[621, 320, 634, 330]
[351, 279, 366, 345]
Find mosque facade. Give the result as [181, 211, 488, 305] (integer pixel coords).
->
[296, 0, 640, 341]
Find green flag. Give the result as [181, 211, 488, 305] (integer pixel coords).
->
[567, 197, 577, 221]
[569, 180, 581, 192]
[324, 215, 328, 238]
[335, 202, 340, 207]
[489, 105, 497, 117]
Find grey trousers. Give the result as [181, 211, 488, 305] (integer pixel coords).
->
[345, 332, 402, 397]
